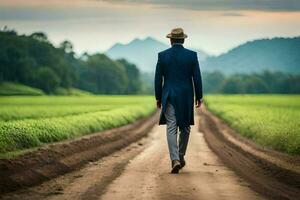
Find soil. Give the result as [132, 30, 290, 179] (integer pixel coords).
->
[1, 114, 266, 200]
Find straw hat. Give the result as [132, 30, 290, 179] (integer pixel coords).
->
[166, 28, 188, 39]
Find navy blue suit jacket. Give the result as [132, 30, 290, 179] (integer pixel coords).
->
[154, 44, 203, 127]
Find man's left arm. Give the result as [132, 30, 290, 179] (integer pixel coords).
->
[192, 52, 203, 107]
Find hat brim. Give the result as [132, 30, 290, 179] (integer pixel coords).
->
[166, 33, 188, 39]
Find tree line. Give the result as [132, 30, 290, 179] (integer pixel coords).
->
[0, 28, 143, 94]
[202, 70, 300, 94]
[1, 28, 299, 95]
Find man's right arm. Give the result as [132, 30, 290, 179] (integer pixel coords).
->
[154, 53, 163, 108]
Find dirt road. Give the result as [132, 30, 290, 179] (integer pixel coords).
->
[1, 115, 266, 200]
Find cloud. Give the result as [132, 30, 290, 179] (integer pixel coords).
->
[221, 12, 245, 17]
[101, 0, 300, 11]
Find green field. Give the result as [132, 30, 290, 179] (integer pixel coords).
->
[0, 96, 155, 155]
[0, 82, 45, 96]
[205, 95, 300, 155]
[0, 82, 94, 96]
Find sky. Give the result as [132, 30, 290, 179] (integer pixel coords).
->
[0, 0, 300, 55]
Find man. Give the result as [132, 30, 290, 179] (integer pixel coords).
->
[154, 28, 203, 174]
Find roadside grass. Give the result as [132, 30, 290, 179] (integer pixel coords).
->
[205, 95, 300, 155]
[0, 96, 155, 155]
[0, 82, 44, 96]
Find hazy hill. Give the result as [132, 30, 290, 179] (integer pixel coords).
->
[203, 37, 300, 74]
[106, 37, 208, 72]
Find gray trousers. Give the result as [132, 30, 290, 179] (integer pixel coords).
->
[164, 103, 191, 161]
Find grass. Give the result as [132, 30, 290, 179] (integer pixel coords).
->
[0, 82, 93, 96]
[0, 96, 155, 155]
[0, 82, 44, 96]
[205, 95, 300, 155]
[53, 87, 93, 96]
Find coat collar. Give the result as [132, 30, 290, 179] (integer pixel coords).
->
[171, 43, 184, 48]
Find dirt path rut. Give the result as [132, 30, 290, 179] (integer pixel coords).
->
[100, 115, 265, 200]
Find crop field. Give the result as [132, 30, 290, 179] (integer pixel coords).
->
[205, 95, 300, 155]
[0, 96, 155, 155]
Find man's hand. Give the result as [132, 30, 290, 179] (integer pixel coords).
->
[196, 99, 202, 108]
[156, 100, 162, 109]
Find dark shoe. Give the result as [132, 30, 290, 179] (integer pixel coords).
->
[171, 160, 181, 174]
[179, 155, 186, 169]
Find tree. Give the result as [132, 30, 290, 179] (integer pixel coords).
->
[244, 76, 269, 93]
[0, 30, 139, 94]
[221, 77, 245, 94]
[30, 32, 49, 43]
[202, 71, 225, 93]
[117, 59, 142, 94]
[1, 26, 17, 36]
[60, 40, 74, 54]
[34, 67, 60, 93]
[280, 75, 300, 94]
[79, 54, 128, 94]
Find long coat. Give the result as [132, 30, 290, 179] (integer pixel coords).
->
[154, 44, 203, 127]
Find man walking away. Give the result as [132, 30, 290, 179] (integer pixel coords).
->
[154, 28, 203, 174]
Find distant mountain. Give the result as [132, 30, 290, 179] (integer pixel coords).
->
[106, 37, 208, 72]
[203, 37, 300, 74]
